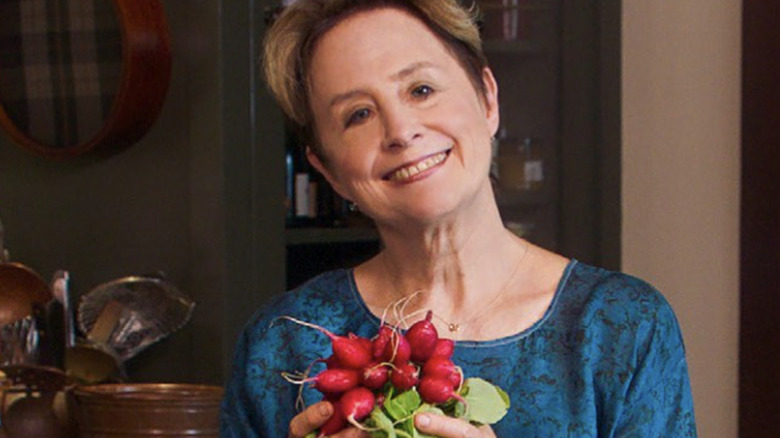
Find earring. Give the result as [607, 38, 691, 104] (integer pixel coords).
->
[348, 201, 358, 212]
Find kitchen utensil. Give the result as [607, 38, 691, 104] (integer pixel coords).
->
[71, 383, 222, 437]
[0, 215, 8, 263]
[50, 271, 74, 349]
[63, 343, 121, 384]
[77, 274, 195, 362]
[53, 271, 120, 384]
[0, 365, 75, 438]
[2, 394, 64, 438]
[86, 300, 123, 346]
[0, 263, 51, 327]
[0, 316, 39, 366]
[0, 263, 51, 365]
[0, 364, 71, 392]
[65, 298, 125, 384]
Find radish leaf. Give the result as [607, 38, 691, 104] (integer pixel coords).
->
[369, 407, 397, 438]
[458, 378, 510, 425]
[384, 389, 422, 421]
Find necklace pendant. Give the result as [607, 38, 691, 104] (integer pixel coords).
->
[448, 323, 460, 333]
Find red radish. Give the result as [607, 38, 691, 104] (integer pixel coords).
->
[406, 311, 439, 363]
[422, 356, 457, 380]
[431, 338, 455, 359]
[448, 369, 463, 388]
[322, 391, 341, 402]
[375, 392, 386, 407]
[277, 316, 372, 370]
[340, 387, 375, 422]
[384, 332, 412, 366]
[323, 354, 341, 370]
[372, 325, 393, 359]
[317, 401, 346, 437]
[306, 369, 360, 394]
[418, 376, 466, 405]
[390, 362, 419, 391]
[422, 356, 462, 387]
[349, 333, 374, 356]
[361, 362, 389, 390]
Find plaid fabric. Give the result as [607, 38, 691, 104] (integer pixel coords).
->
[0, 0, 122, 148]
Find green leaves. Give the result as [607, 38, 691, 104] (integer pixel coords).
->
[458, 378, 511, 425]
[363, 378, 510, 437]
[307, 377, 510, 437]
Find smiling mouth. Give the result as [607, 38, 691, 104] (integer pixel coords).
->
[385, 150, 450, 182]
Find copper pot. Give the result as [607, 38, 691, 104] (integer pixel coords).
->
[71, 383, 223, 437]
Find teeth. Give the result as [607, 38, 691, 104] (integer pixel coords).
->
[391, 151, 447, 181]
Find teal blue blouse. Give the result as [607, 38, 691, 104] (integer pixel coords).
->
[220, 260, 697, 437]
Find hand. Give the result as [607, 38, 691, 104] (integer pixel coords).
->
[414, 412, 497, 438]
[287, 401, 369, 438]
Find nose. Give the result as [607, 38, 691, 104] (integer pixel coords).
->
[380, 103, 420, 150]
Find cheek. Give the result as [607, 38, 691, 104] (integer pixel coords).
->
[439, 94, 492, 135]
[326, 147, 379, 190]
[322, 130, 383, 179]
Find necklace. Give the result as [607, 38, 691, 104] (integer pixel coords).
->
[382, 240, 530, 334]
[432, 242, 529, 333]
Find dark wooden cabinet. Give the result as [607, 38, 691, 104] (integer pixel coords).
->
[739, 0, 780, 435]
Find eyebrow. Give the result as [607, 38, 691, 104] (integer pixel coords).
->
[328, 61, 439, 110]
[389, 61, 437, 81]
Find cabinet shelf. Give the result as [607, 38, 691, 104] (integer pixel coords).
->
[495, 187, 555, 208]
[286, 226, 379, 246]
[482, 39, 542, 55]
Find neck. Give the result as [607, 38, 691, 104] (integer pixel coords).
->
[360, 189, 528, 325]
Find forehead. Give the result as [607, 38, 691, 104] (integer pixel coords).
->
[308, 7, 458, 93]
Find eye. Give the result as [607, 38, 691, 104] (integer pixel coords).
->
[345, 107, 371, 128]
[411, 84, 434, 99]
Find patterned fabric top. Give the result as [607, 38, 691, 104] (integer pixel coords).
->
[0, 0, 121, 148]
[221, 260, 698, 437]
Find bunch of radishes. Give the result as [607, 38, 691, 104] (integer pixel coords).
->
[279, 311, 509, 437]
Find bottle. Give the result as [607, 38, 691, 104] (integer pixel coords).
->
[284, 122, 317, 226]
[497, 135, 544, 191]
[521, 137, 544, 190]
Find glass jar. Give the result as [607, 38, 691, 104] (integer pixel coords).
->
[497, 136, 544, 191]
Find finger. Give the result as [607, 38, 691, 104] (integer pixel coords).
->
[288, 401, 333, 438]
[415, 413, 490, 438]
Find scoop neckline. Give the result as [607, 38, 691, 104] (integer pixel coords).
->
[346, 258, 578, 348]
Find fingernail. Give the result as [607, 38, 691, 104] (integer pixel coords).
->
[416, 414, 430, 427]
[319, 402, 332, 417]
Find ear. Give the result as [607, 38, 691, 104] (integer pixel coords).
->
[481, 67, 500, 137]
[306, 147, 349, 200]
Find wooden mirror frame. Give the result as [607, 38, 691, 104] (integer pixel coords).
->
[0, 0, 172, 159]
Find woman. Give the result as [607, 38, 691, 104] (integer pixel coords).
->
[221, 1, 697, 437]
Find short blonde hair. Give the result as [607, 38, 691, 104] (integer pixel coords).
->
[263, 0, 487, 151]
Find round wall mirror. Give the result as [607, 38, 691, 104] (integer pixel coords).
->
[0, 0, 171, 159]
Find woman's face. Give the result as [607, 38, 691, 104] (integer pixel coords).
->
[307, 7, 500, 226]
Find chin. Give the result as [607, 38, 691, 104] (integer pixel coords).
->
[396, 195, 467, 225]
